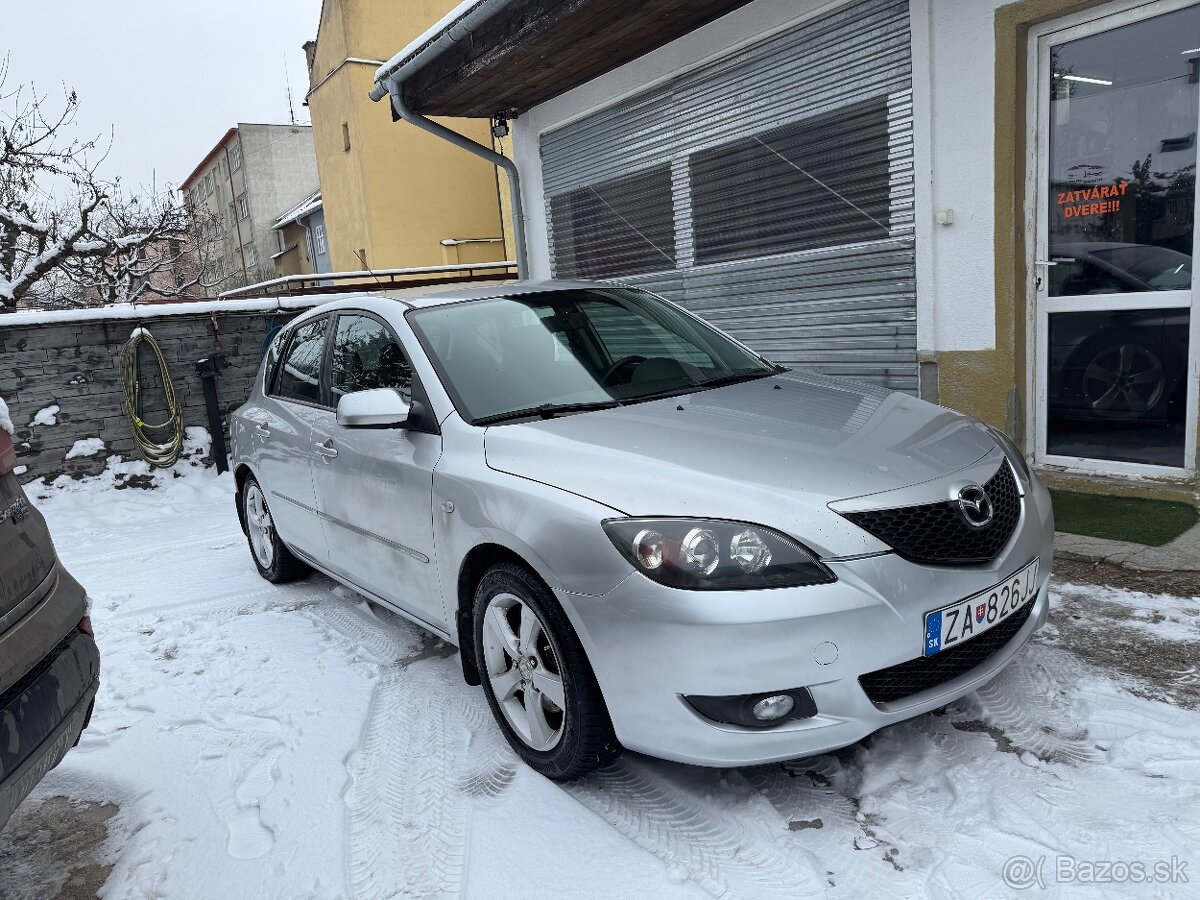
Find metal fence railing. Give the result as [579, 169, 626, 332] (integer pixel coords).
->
[217, 261, 519, 300]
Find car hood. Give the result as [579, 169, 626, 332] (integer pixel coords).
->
[483, 371, 997, 557]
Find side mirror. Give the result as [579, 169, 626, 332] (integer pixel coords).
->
[336, 388, 411, 428]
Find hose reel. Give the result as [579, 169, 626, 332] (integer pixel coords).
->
[119, 327, 184, 468]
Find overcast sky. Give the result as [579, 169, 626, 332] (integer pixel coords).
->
[4, 0, 324, 194]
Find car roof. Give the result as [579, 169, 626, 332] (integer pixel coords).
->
[280, 279, 632, 329]
[402, 279, 620, 308]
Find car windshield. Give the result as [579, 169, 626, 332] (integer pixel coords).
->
[408, 288, 778, 424]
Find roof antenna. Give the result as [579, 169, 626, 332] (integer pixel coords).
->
[284, 53, 296, 126]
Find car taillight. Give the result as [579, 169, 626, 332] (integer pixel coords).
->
[0, 430, 15, 476]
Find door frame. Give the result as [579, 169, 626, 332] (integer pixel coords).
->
[1026, 0, 1200, 479]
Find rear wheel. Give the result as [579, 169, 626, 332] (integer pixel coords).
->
[473, 562, 620, 780]
[242, 477, 308, 583]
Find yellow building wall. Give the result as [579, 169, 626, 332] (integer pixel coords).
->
[307, 0, 509, 274]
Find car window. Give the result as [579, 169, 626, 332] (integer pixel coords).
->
[262, 329, 285, 392]
[330, 314, 413, 403]
[273, 317, 329, 405]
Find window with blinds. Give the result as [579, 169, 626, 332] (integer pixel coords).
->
[689, 97, 892, 265]
[549, 164, 676, 279]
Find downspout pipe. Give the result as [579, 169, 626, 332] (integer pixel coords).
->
[385, 83, 528, 280]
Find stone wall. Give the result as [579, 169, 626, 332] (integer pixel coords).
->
[0, 300, 323, 483]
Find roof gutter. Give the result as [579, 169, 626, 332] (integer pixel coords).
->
[368, 0, 513, 102]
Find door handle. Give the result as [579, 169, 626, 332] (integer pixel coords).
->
[254, 423, 271, 437]
[315, 441, 338, 461]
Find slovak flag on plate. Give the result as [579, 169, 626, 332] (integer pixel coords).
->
[975, 603, 987, 624]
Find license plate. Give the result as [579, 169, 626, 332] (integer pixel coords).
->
[923, 559, 1040, 657]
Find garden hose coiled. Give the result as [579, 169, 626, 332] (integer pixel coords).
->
[119, 327, 185, 468]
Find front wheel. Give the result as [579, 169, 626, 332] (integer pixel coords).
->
[242, 477, 309, 583]
[473, 562, 620, 780]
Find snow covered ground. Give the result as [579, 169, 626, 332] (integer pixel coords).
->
[4, 447, 1199, 899]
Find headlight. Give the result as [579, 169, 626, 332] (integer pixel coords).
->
[602, 518, 835, 590]
[979, 423, 1031, 493]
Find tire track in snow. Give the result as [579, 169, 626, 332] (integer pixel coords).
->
[971, 646, 1096, 765]
[107, 582, 333, 626]
[745, 757, 912, 899]
[566, 760, 825, 899]
[344, 669, 469, 900]
[312, 600, 516, 900]
[66, 528, 235, 568]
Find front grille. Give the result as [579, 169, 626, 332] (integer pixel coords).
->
[859, 601, 1034, 704]
[841, 462, 1021, 565]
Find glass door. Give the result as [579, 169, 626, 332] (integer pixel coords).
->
[1035, 1, 1200, 474]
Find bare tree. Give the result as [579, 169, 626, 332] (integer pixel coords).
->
[0, 59, 195, 309]
[61, 202, 229, 306]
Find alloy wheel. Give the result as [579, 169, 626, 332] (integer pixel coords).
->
[245, 483, 276, 569]
[481, 591, 566, 751]
[1083, 343, 1165, 421]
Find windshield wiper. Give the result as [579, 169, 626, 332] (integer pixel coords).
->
[473, 400, 620, 426]
[618, 368, 782, 407]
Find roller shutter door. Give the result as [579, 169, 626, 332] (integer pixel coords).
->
[541, 0, 917, 392]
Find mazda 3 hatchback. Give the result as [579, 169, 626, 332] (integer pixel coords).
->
[231, 282, 1054, 780]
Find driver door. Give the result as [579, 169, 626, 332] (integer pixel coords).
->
[309, 312, 445, 631]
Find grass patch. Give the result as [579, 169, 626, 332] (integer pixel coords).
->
[1050, 490, 1198, 547]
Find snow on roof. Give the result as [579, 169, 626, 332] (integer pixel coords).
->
[0, 397, 12, 435]
[375, 0, 487, 84]
[273, 190, 323, 231]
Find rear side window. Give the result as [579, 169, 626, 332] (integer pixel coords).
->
[262, 330, 285, 391]
[330, 314, 413, 403]
[273, 317, 329, 405]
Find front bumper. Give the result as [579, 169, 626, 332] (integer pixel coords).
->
[559, 480, 1055, 767]
[0, 630, 100, 829]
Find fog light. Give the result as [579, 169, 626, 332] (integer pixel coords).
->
[684, 688, 816, 728]
[752, 694, 795, 721]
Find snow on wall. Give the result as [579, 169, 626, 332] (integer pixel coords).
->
[65, 437, 106, 459]
[29, 404, 60, 426]
[0, 397, 12, 435]
[0, 293, 343, 330]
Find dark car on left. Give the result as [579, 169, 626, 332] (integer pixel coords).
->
[0, 420, 100, 830]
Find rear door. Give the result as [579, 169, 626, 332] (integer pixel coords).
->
[309, 312, 444, 629]
[249, 315, 332, 563]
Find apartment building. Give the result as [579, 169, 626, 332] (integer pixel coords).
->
[302, 0, 510, 273]
[272, 190, 331, 276]
[181, 124, 320, 288]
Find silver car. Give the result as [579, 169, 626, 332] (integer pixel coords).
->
[230, 282, 1054, 780]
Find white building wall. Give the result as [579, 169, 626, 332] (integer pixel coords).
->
[914, 0, 1008, 354]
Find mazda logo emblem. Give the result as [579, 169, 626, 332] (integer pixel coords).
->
[956, 484, 994, 529]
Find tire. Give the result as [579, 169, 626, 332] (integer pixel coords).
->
[473, 562, 621, 780]
[1067, 331, 1168, 423]
[241, 476, 309, 584]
